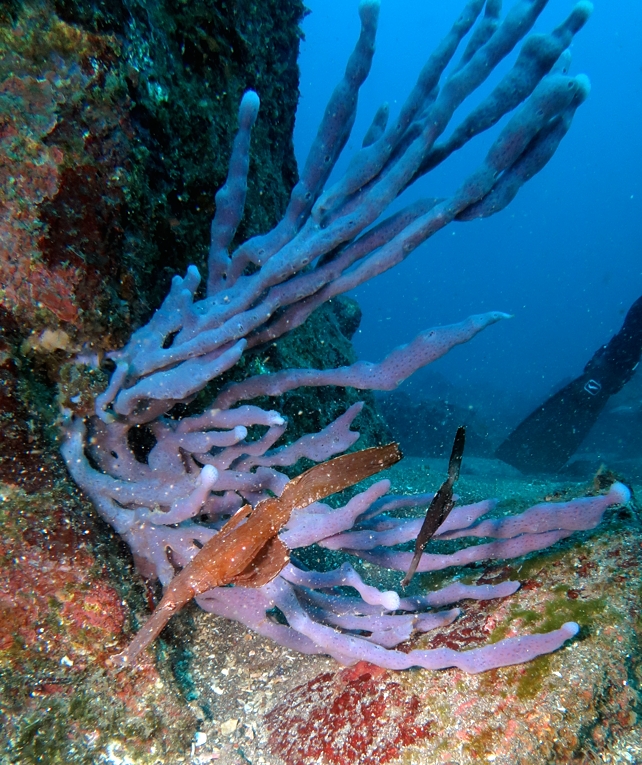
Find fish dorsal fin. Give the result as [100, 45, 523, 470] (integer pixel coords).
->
[219, 503, 252, 534]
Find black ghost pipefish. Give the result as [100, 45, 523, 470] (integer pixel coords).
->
[402, 426, 466, 587]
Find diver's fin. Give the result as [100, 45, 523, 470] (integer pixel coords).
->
[497, 296, 642, 474]
[495, 374, 611, 473]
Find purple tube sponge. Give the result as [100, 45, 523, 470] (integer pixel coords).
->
[321, 481, 631, 573]
[61, 0, 605, 672]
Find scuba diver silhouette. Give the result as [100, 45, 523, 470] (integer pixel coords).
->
[496, 295, 642, 473]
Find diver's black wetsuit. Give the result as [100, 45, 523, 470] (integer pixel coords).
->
[496, 296, 642, 473]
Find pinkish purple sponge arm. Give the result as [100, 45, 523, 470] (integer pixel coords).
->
[61, 0, 603, 671]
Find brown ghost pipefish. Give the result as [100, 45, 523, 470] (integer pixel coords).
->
[401, 426, 466, 587]
[112, 442, 402, 668]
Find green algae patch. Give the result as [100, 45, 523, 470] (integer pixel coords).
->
[489, 594, 608, 646]
[481, 591, 611, 703]
[462, 722, 504, 761]
[539, 594, 608, 634]
[515, 653, 556, 701]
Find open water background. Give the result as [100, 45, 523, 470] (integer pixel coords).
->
[294, 0, 642, 435]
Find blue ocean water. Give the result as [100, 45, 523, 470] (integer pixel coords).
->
[295, 0, 642, 433]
